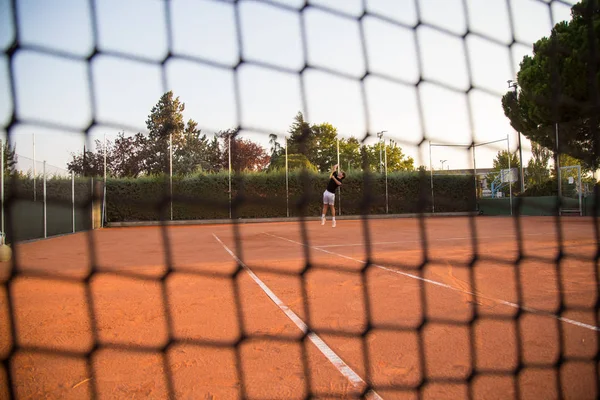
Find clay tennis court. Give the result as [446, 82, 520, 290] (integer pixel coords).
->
[0, 216, 598, 399]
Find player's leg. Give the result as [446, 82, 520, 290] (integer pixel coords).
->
[322, 191, 328, 225]
[331, 204, 336, 227]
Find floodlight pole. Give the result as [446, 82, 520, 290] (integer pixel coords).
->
[577, 165, 582, 216]
[507, 134, 513, 216]
[472, 143, 477, 210]
[378, 134, 382, 174]
[385, 139, 388, 213]
[1, 139, 4, 236]
[429, 141, 434, 213]
[508, 80, 525, 192]
[103, 133, 107, 184]
[169, 133, 173, 221]
[43, 161, 47, 238]
[556, 123, 561, 198]
[72, 171, 75, 233]
[33, 133, 36, 201]
[337, 137, 341, 215]
[228, 134, 232, 219]
[103, 133, 107, 228]
[377, 131, 386, 173]
[285, 136, 289, 218]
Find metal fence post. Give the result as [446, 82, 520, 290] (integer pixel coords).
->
[337, 138, 341, 215]
[578, 165, 582, 216]
[228, 135, 232, 219]
[385, 139, 388, 214]
[1, 139, 4, 235]
[72, 171, 75, 233]
[43, 161, 47, 238]
[169, 133, 173, 221]
[429, 141, 434, 213]
[33, 133, 36, 201]
[285, 137, 289, 218]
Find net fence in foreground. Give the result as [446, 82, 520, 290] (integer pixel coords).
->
[1, 0, 600, 399]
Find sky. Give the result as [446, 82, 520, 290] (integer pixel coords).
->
[0, 0, 580, 176]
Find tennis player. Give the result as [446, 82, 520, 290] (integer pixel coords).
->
[322, 164, 345, 227]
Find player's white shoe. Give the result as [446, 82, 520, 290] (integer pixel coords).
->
[332, 220, 336, 228]
[321, 217, 325, 226]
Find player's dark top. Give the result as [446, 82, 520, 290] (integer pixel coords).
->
[326, 171, 344, 193]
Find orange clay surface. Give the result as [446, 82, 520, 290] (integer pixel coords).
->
[0, 216, 598, 399]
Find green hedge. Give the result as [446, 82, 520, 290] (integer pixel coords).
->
[519, 179, 557, 197]
[4, 175, 94, 206]
[106, 171, 476, 222]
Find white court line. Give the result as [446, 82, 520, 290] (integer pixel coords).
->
[265, 232, 600, 332]
[315, 231, 594, 248]
[212, 234, 383, 400]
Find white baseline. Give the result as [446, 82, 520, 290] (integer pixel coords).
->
[212, 233, 383, 400]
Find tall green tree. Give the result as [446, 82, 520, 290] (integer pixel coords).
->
[386, 139, 415, 172]
[286, 112, 363, 172]
[310, 123, 338, 172]
[67, 140, 106, 177]
[286, 112, 315, 157]
[268, 153, 318, 171]
[2, 141, 17, 177]
[501, 0, 600, 170]
[173, 119, 212, 175]
[526, 142, 552, 186]
[339, 137, 361, 171]
[144, 91, 186, 175]
[268, 133, 284, 169]
[205, 136, 223, 172]
[111, 132, 147, 178]
[360, 140, 415, 172]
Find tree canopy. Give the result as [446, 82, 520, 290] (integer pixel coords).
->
[501, 0, 600, 170]
[526, 142, 552, 186]
[67, 95, 414, 178]
[3, 142, 17, 177]
[67, 92, 269, 177]
[285, 112, 414, 173]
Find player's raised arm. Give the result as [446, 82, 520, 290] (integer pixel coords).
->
[330, 165, 342, 185]
[329, 164, 338, 178]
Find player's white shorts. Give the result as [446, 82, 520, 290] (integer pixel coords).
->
[323, 190, 335, 205]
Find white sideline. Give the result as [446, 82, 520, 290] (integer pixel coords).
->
[265, 233, 600, 333]
[212, 234, 383, 400]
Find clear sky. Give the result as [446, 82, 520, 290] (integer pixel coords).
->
[0, 0, 579, 176]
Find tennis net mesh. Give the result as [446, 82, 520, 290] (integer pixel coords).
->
[1, 0, 599, 399]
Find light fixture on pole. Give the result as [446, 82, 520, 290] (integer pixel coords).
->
[440, 159, 447, 170]
[508, 79, 525, 193]
[169, 133, 173, 221]
[385, 139, 388, 213]
[377, 130, 387, 173]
